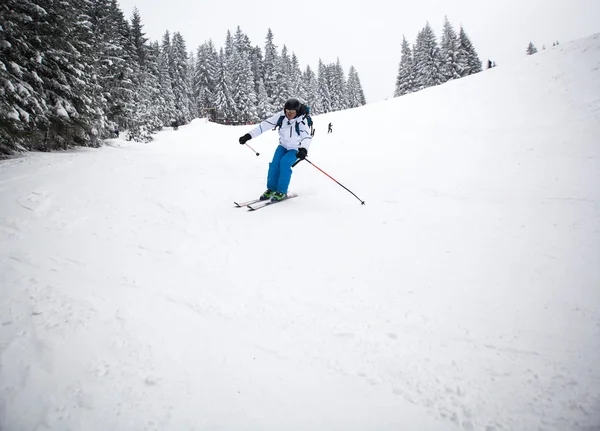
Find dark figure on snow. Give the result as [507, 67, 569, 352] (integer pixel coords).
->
[114, 125, 119, 138]
[487, 59, 493, 69]
[238, 98, 312, 203]
[171, 119, 179, 131]
[328, 122, 333, 133]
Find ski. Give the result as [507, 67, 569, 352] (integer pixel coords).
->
[234, 198, 264, 207]
[247, 193, 298, 211]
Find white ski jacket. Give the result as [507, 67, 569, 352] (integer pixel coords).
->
[248, 110, 312, 151]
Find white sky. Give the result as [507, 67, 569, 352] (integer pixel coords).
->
[120, 0, 600, 102]
[123, 0, 597, 102]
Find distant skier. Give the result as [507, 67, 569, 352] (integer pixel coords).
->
[328, 122, 333, 133]
[238, 98, 313, 202]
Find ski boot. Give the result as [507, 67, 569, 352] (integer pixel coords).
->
[271, 191, 287, 202]
[260, 189, 275, 201]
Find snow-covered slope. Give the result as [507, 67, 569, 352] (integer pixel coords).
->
[1, 34, 599, 431]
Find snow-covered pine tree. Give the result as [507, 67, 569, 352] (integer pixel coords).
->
[158, 31, 177, 126]
[331, 58, 349, 111]
[457, 26, 482, 76]
[213, 48, 235, 121]
[356, 69, 367, 106]
[1, 0, 57, 152]
[170, 32, 193, 123]
[33, 0, 105, 148]
[193, 44, 206, 115]
[303, 65, 321, 114]
[290, 53, 303, 100]
[394, 35, 415, 97]
[230, 27, 258, 122]
[193, 44, 211, 118]
[127, 7, 157, 142]
[274, 45, 292, 108]
[230, 48, 257, 123]
[224, 30, 234, 59]
[526, 42, 538, 55]
[130, 8, 148, 65]
[250, 46, 263, 97]
[440, 16, 462, 83]
[233, 26, 252, 55]
[263, 29, 280, 115]
[90, 0, 134, 130]
[142, 42, 164, 133]
[413, 22, 443, 90]
[194, 40, 218, 118]
[317, 59, 332, 113]
[256, 79, 269, 119]
[347, 66, 366, 108]
[187, 51, 198, 119]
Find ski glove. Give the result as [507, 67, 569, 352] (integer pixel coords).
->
[239, 133, 251, 145]
[296, 147, 308, 160]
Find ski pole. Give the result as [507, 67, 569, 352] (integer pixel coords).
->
[294, 158, 365, 205]
[244, 143, 260, 156]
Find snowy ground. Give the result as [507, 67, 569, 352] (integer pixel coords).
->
[1, 34, 599, 431]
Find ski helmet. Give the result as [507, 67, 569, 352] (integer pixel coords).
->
[284, 98, 301, 111]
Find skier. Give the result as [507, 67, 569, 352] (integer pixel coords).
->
[239, 98, 312, 202]
[328, 122, 333, 133]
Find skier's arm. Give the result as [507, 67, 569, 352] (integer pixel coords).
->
[248, 111, 283, 139]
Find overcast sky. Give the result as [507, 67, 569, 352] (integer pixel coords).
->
[117, 0, 599, 103]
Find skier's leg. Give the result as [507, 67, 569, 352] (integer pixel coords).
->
[267, 145, 287, 190]
[276, 149, 298, 194]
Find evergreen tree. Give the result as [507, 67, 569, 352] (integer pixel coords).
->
[330, 59, 349, 110]
[91, 0, 134, 128]
[413, 22, 443, 90]
[303, 66, 321, 114]
[194, 43, 210, 117]
[213, 48, 235, 121]
[145, 41, 166, 129]
[250, 46, 263, 96]
[526, 41, 538, 55]
[158, 31, 176, 125]
[142, 43, 164, 132]
[440, 16, 462, 82]
[317, 59, 332, 113]
[170, 32, 193, 123]
[230, 48, 257, 122]
[347, 66, 366, 107]
[1, 0, 58, 151]
[275, 45, 292, 107]
[193, 40, 218, 118]
[263, 28, 280, 115]
[256, 78, 269, 118]
[233, 26, 252, 56]
[130, 7, 148, 65]
[457, 26, 482, 76]
[127, 9, 159, 141]
[290, 53, 303, 99]
[394, 35, 415, 97]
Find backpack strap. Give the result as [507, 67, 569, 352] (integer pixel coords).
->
[273, 115, 285, 131]
[295, 114, 313, 136]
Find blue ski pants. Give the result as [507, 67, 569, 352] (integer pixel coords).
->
[267, 145, 297, 194]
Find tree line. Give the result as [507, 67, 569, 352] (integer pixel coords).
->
[0, 0, 366, 155]
[394, 17, 482, 97]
